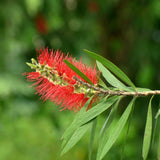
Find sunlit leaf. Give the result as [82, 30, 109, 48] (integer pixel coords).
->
[97, 61, 132, 91]
[98, 97, 136, 160]
[98, 78, 108, 89]
[64, 59, 93, 84]
[142, 96, 154, 160]
[84, 49, 136, 89]
[136, 87, 151, 92]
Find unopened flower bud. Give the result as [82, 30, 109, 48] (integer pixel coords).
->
[31, 58, 38, 65]
[26, 62, 37, 69]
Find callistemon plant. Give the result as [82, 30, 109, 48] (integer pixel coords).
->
[24, 48, 160, 160]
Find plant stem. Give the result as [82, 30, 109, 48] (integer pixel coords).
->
[73, 76, 160, 97]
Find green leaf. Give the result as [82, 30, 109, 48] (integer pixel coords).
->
[89, 118, 97, 160]
[62, 96, 118, 148]
[61, 121, 92, 156]
[75, 96, 118, 129]
[151, 101, 160, 149]
[99, 97, 122, 137]
[121, 99, 135, 160]
[151, 117, 158, 150]
[97, 61, 132, 91]
[84, 49, 136, 89]
[142, 96, 153, 160]
[97, 97, 122, 159]
[64, 60, 93, 85]
[98, 78, 108, 89]
[61, 96, 94, 148]
[155, 109, 160, 119]
[136, 87, 151, 92]
[98, 97, 136, 160]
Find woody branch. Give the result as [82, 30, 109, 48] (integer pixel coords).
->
[73, 76, 160, 97]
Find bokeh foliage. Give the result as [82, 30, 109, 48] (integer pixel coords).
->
[0, 0, 160, 159]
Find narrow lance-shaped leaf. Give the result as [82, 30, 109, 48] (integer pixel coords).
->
[98, 78, 108, 89]
[89, 118, 97, 160]
[99, 97, 122, 137]
[64, 60, 93, 85]
[98, 97, 136, 160]
[62, 96, 118, 148]
[74, 96, 119, 129]
[155, 100, 160, 119]
[97, 61, 132, 91]
[97, 97, 122, 159]
[142, 96, 154, 160]
[136, 87, 151, 92]
[84, 49, 136, 89]
[151, 101, 160, 149]
[121, 98, 135, 160]
[61, 121, 92, 156]
[61, 96, 94, 148]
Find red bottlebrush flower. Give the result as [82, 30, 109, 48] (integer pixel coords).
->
[24, 48, 100, 111]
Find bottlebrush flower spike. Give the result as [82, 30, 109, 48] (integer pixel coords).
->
[23, 48, 100, 111]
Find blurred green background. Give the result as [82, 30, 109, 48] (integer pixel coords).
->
[0, 0, 160, 160]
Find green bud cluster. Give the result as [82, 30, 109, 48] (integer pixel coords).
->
[27, 58, 96, 97]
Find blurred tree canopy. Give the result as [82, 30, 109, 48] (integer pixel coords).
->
[0, 0, 160, 159]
